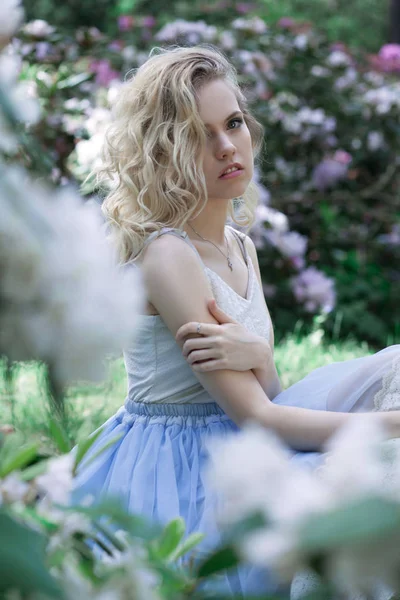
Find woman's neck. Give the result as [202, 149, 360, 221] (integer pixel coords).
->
[185, 200, 230, 245]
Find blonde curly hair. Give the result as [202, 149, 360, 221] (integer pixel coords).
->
[98, 44, 265, 264]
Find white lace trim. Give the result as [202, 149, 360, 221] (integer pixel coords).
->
[373, 355, 400, 412]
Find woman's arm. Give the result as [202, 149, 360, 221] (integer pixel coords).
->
[141, 234, 400, 451]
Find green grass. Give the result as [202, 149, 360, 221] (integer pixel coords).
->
[0, 331, 373, 450]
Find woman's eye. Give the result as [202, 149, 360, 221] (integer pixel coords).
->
[228, 118, 244, 129]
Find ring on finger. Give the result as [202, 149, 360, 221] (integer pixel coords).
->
[196, 323, 202, 335]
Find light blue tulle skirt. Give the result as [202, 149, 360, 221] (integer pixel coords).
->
[70, 345, 400, 597]
[71, 400, 285, 596]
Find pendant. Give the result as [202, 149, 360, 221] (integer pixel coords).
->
[228, 258, 233, 271]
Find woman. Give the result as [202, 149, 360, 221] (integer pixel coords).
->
[71, 45, 400, 596]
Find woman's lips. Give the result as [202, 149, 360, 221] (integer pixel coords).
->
[219, 168, 244, 180]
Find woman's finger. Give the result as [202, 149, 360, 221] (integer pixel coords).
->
[192, 359, 226, 372]
[182, 337, 218, 358]
[175, 321, 219, 341]
[187, 349, 221, 365]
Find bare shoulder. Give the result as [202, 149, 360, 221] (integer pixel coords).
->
[141, 232, 199, 274]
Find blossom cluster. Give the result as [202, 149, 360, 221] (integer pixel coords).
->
[207, 415, 400, 598]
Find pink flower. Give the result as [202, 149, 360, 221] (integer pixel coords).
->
[333, 150, 352, 164]
[89, 59, 120, 87]
[379, 44, 400, 61]
[118, 15, 134, 32]
[369, 44, 400, 73]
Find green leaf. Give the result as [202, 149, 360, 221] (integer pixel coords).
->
[299, 497, 400, 553]
[70, 497, 162, 540]
[169, 531, 206, 562]
[20, 460, 49, 481]
[196, 545, 240, 578]
[0, 442, 39, 477]
[117, 0, 138, 14]
[0, 509, 63, 597]
[57, 72, 93, 90]
[48, 416, 71, 453]
[224, 510, 268, 544]
[154, 517, 186, 559]
[73, 427, 105, 474]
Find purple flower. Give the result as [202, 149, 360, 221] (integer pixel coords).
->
[142, 16, 156, 28]
[311, 150, 352, 191]
[277, 17, 295, 29]
[235, 2, 253, 14]
[89, 59, 120, 87]
[266, 230, 308, 260]
[108, 40, 124, 52]
[35, 41, 50, 60]
[118, 15, 134, 32]
[291, 267, 336, 313]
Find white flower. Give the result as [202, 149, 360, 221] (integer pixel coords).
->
[10, 80, 41, 124]
[367, 131, 384, 151]
[121, 45, 136, 63]
[36, 454, 75, 505]
[206, 424, 291, 524]
[334, 67, 358, 91]
[0, 473, 30, 503]
[362, 84, 400, 114]
[293, 34, 308, 50]
[232, 16, 267, 34]
[255, 205, 288, 233]
[0, 169, 145, 386]
[75, 135, 104, 170]
[311, 65, 330, 77]
[0, 0, 24, 44]
[207, 423, 331, 526]
[319, 415, 390, 503]
[155, 20, 217, 44]
[266, 230, 307, 258]
[0, 53, 40, 151]
[326, 50, 352, 67]
[23, 19, 55, 38]
[219, 31, 236, 51]
[241, 528, 301, 581]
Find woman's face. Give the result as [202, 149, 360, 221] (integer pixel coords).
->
[197, 79, 254, 202]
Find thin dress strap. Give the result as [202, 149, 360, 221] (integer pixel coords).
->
[227, 226, 248, 265]
[138, 227, 206, 268]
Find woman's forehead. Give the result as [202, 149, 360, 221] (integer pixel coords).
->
[197, 80, 240, 125]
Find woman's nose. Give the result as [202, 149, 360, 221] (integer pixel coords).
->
[215, 136, 236, 160]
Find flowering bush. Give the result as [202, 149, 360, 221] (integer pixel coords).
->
[4, 9, 400, 346]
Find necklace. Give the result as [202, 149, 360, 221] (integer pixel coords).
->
[188, 223, 233, 271]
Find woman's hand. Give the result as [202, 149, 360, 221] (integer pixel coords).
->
[175, 299, 272, 372]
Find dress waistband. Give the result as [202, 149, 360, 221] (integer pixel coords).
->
[123, 400, 226, 417]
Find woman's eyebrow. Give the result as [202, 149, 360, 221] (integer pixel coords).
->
[204, 111, 243, 127]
